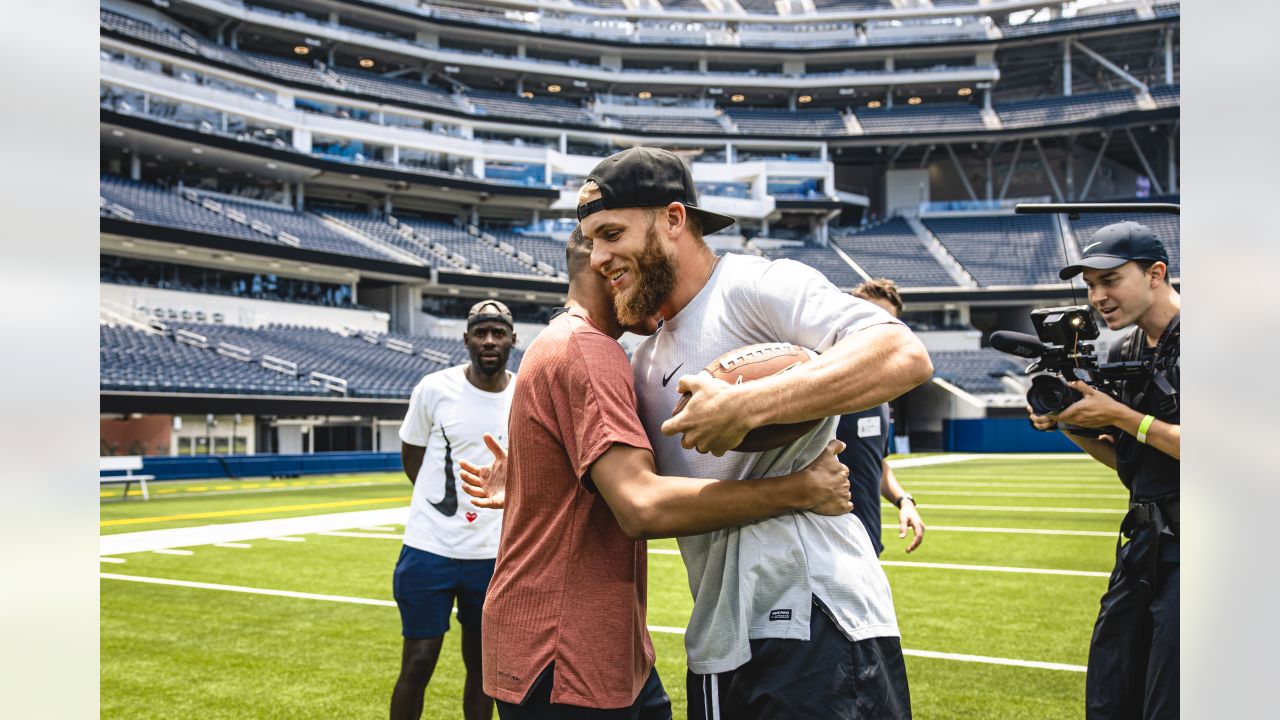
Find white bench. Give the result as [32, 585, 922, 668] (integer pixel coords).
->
[100, 456, 155, 501]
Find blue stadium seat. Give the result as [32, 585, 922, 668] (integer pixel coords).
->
[830, 219, 959, 288]
[924, 215, 1069, 286]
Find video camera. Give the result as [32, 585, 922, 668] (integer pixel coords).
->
[990, 306, 1148, 436]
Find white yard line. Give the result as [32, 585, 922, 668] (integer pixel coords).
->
[902, 649, 1086, 673]
[213, 543, 252, 549]
[880, 561, 1108, 578]
[892, 503, 1127, 514]
[267, 537, 306, 543]
[317, 531, 403, 540]
[654, 547, 1108, 575]
[101, 573, 1086, 673]
[883, 524, 1114, 538]
[99, 557, 127, 564]
[887, 454, 1088, 469]
[152, 549, 193, 556]
[359, 526, 398, 532]
[904, 481, 1118, 489]
[99, 507, 409, 555]
[902, 490, 1127, 500]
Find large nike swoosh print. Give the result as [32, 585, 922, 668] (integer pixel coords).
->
[662, 362, 685, 387]
[429, 427, 458, 517]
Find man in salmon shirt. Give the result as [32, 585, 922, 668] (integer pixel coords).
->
[462, 227, 853, 719]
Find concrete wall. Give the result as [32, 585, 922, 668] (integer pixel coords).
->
[885, 169, 930, 217]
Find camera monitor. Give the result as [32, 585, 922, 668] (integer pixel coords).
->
[1030, 305, 1100, 346]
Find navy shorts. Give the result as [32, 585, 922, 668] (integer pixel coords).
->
[392, 545, 495, 639]
[497, 663, 671, 720]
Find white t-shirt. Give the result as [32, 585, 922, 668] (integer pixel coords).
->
[398, 364, 515, 559]
[631, 253, 906, 674]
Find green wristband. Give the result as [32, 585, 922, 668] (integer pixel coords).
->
[1136, 414, 1156, 444]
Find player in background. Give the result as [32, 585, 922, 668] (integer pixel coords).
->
[462, 227, 854, 719]
[836, 279, 926, 555]
[581, 147, 933, 718]
[390, 300, 517, 720]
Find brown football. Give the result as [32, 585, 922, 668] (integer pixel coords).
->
[671, 342, 822, 453]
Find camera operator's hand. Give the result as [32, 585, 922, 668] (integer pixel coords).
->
[1054, 381, 1129, 429]
[1026, 405, 1058, 432]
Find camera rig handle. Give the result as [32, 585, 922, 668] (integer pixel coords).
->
[1014, 202, 1179, 218]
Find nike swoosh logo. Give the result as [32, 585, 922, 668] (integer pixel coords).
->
[429, 427, 458, 517]
[1083, 241, 1102, 253]
[662, 363, 684, 387]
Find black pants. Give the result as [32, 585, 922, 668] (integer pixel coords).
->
[687, 600, 911, 720]
[496, 663, 671, 720]
[1086, 533, 1179, 720]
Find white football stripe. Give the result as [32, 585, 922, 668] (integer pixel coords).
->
[101, 573, 1085, 672]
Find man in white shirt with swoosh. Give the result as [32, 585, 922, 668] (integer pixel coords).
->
[578, 148, 934, 719]
[391, 300, 517, 720]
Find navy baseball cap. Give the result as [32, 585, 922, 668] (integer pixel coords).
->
[577, 147, 737, 235]
[1059, 221, 1170, 280]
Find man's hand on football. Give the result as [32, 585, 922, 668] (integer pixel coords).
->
[459, 433, 508, 510]
[660, 373, 750, 456]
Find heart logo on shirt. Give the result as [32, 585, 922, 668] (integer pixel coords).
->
[465, 512, 478, 523]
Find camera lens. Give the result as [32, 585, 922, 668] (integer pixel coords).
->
[1028, 375, 1081, 416]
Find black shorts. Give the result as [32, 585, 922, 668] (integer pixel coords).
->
[687, 600, 911, 720]
[497, 663, 671, 720]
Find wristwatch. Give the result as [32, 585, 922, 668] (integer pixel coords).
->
[894, 493, 916, 509]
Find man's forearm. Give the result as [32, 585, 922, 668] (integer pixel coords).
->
[879, 460, 907, 504]
[1110, 406, 1181, 460]
[611, 471, 813, 540]
[1062, 432, 1117, 469]
[741, 324, 933, 427]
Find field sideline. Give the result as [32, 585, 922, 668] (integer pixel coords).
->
[100, 454, 1121, 719]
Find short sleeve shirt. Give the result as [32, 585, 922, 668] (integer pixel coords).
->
[398, 365, 514, 559]
[836, 403, 892, 557]
[482, 307, 656, 710]
[631, 253, 905, 674]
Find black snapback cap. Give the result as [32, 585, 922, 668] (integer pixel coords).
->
[577, 147, 737, 235]
[1059, 221, 1170, 280]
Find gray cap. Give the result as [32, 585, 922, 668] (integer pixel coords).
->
[467, 299, 513, 329]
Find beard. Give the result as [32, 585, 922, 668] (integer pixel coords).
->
[613, 223, 677, 328]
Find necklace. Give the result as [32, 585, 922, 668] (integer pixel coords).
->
[706, 254, 721, 284]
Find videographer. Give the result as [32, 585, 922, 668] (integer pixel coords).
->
[1027, 221, 1180, 720]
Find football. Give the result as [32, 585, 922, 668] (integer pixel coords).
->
[672, 342, 822, 452]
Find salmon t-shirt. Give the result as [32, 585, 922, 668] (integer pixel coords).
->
[482, 307, 655, 709]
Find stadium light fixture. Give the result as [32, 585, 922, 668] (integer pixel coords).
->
[573, 80, 589, 88]
[191, 147, 204, 154]
[957, 87, 973, 96]
[265, 162, 277, 169]
[708, 88, 723, 95]
[111, 129, 125, 137]
[358, 58, 375, 68]
[547, 84, 562, 93]
[731, 94, 745, 102]
[867, 100, 882, 109]
[838, 88, 855, 96]
[293, 45, 310, 55]
[638, 91, 653, 100]
[519, 91, 534, 98]
[798, 95, 812, 104]
[908, 96, 923, 105]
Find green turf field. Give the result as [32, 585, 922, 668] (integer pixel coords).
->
[101, 455, 1123, 719]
